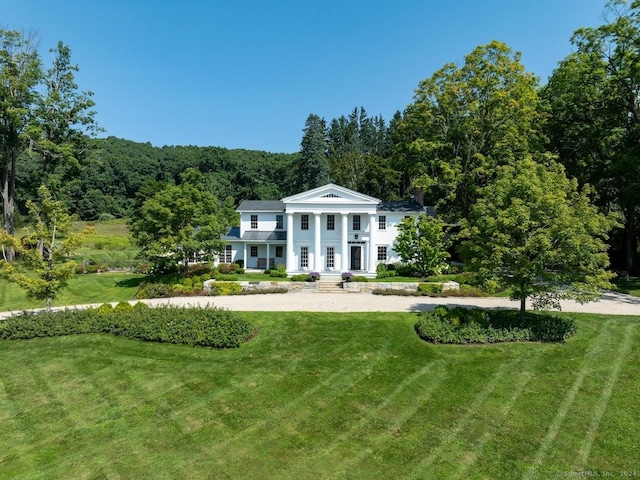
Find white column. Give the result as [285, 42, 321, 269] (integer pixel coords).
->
[286, 212, 294, 272]
[368, 213, 377, 274]
[314, 212, 322, 272]
[266, 243, 270, 269]
[243, 244, 247, 269]
[341, 213, 349, 272]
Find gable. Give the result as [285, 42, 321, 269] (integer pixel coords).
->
[281, 183, 381, 207]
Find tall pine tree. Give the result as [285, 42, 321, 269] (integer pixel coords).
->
[296, 113, 329, 191]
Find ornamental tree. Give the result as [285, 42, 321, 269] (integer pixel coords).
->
[393, 214, 451, 277]
[0, 186, 87, 311]
[460, 157, 618, 319]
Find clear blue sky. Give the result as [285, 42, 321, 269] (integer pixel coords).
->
[3, 0, 606, 153]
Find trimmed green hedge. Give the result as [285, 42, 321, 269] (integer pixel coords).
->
[0, 306, 254, 348]
[414, 306, 577, 344]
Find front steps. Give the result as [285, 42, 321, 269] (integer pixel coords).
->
[315, 281, 346, 294]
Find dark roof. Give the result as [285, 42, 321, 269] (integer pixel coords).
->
[237, 200, 285, 212]
[377, 200, 436, 215]
[242, 231, 287, 241]
[222, 226, 241, 240]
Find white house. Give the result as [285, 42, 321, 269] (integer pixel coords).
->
[221, 183, 434, 277]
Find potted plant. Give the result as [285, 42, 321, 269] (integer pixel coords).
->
[341, 272, 353, 282]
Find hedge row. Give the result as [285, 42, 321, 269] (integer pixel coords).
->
[0, 304, 254, 348]
[414, 306, 577, 344]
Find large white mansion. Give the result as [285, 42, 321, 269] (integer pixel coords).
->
[221, 183, 434, 277]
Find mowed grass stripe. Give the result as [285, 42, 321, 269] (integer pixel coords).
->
[409, 353, 533, 478]
[574, 323, 636, 469]
[205, 342, 392, 454]
[309, 360, 450, 479]
[523, 320, 615, 478]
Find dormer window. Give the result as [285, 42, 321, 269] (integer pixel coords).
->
[250, 215, 258, 229]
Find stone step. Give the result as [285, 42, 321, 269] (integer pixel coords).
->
[315, 282, 345, 293]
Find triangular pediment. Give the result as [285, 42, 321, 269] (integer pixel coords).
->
[282, 184, 381, 205]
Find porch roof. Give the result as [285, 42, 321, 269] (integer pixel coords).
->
[222, 227, 286, 242]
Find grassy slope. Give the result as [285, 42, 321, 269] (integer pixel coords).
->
[1, 312, 638, 478]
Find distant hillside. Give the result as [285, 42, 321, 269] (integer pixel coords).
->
[17, 137, 300, 221]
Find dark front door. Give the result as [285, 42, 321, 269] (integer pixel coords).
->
[350, 245, 361, 270]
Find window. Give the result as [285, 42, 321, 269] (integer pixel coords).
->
[327, 214, 335, 231]
[326, 246, 335, 268]
[276, 214, 283, 230]
[222, 245, 232, 263]
[275, 246, 283, 257]
[300, 246, 309, 268]
[301, 214, 309, 230]
[250, 246, 258, 257]
[378, 215, 386, 230]
[352, 215, 361, 231]
[377, 246, 387, 262]
[250, 214, 258, 229]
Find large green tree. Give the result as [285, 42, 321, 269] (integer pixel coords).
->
[399, 41, 547, 219]
[129, 169, 234, 271]
[543, 0, 640, 272]
[0, 30, 41, 248]
[460, 158, 617, 319]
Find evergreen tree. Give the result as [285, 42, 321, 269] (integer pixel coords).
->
[296, 113, 329, 191]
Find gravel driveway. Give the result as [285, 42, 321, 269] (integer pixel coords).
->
[2, 291, 639, 319]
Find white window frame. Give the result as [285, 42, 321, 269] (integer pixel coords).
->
[377, 245, 387, 262]
[378, 215, 386, 230]
[301, 214, 309, 230]
[300, 246, 309, 268]
[250, 214, 258, 229]
[326, 246, 335, 268]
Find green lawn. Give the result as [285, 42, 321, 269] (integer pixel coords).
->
[614, 276, 640, 297]
[1, 312, 638, 478]
[0, 273, 144, 312]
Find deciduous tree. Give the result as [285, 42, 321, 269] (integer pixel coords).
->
[399, 41, 547, 220]
[543, 0, 640, 272]
[393, 214, 451, 277]
[460, 158, 617, 319]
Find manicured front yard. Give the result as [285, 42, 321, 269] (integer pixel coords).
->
[1, 312, 638, 478]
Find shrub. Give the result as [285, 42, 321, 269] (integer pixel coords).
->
[235, 259, 244, 268]
[0, 307, 254, 348]
[270, 264, 288, 278]
[414, 306, 576, 344]
[309, 271, 320, 281]
[376, 263, 395, 279]
[217, 263, 235, 274]
[341, 272, 353, 282]
[418, 283, 443, 295]
[136, 282, 174, 299]
[291, 274, 308, 282]
[352, 275, 369, 282]
[114, 301, 133, 312]
[209, 281, 243, 296]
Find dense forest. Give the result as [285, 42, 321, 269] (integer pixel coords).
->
[2, 0, 640, 273]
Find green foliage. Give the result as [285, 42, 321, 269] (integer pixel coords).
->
[290, 274, 310, 282]
[209, 281, 243, 296]
[399, 40, 546, 218]
[460, 157, 618, 316]
[417, 283, 443, 295]
[0, 186, 88, 310]
[393, 214, 451, 277]
[351, 275, 369, 282]
[543, 1, 640, 271]
[296, 114, 330, 191]
[269, 264, 288, 278]
[376, 263, 396, 279]
[135, 282, 174, 299]
[414, 306, 577, 344]
[129, 169, 233, 270]
[0, 306, 254, 348]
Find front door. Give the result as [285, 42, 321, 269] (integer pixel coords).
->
[350, 245, 362, 270]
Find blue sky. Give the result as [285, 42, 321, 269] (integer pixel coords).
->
[3, 0, 606, 153]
